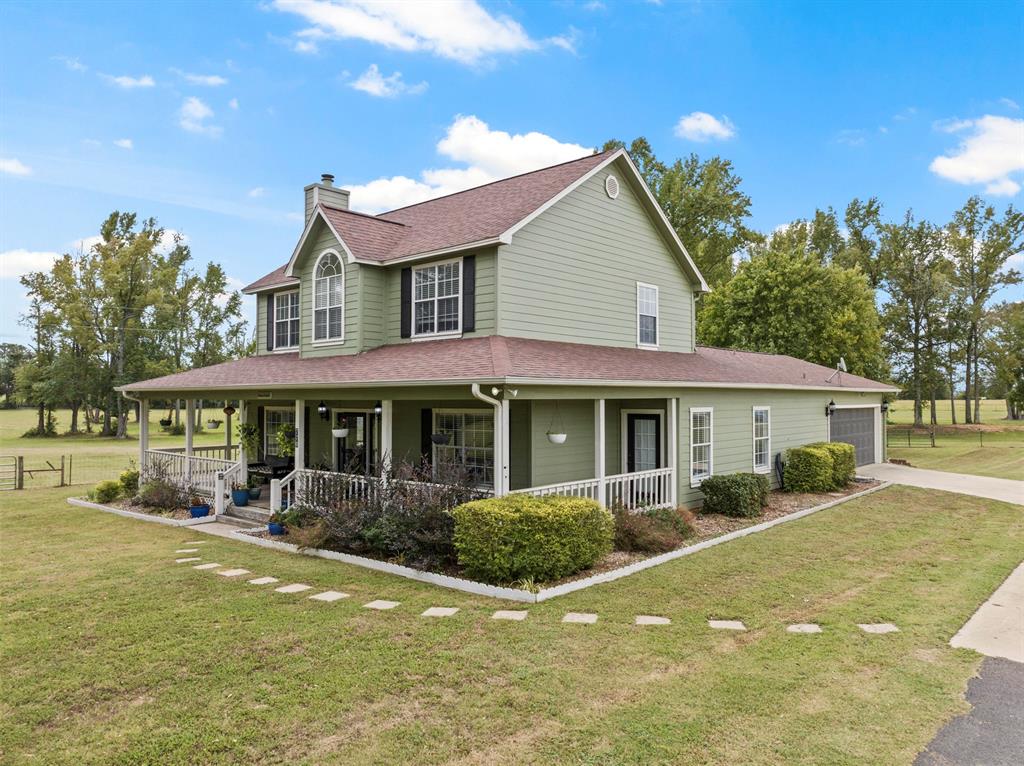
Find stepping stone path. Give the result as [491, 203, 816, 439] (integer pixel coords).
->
[217, 568, 250, 577]
[364, 600, 400, 610]
[310, 591, 349, 602]
[709, 619, 747, 631]
[175, 549, 199, 554]
[492, 610, 528, 621]
[193, 563, 221, 570]
[563, 612, 598, 624]
[275, 583, 312, 594]
[787, 623, 823, 634]
[421, 607, 459, 617]
[858, 623, 900, 634]
[175, 557, 201, 563]
[635, 615, 671, 626]
[248, 576, 279, 585]
[182, 541, 205, 545]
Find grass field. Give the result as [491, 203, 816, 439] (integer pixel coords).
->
[887, 430, 1023, 481]
[886, 398, 1023, 429]
[2, 484, 1022, 764]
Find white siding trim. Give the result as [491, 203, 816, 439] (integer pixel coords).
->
[619, 408, 666, 473]
[284, 206, 356, 276]
[636, 281, 659, 349]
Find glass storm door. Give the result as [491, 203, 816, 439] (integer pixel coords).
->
[334, 412, 376, 475]
[626, 414, 661, 473]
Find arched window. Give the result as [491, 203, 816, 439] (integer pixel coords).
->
[313, 251, 344, 342]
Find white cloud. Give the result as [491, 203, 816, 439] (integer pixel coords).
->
[228, 97, 239, 110]
[929, 115, 1024, 197]
[53, 55, 86, 72]
[933, 117, 973, 133]
[82, 138, 102, 148]
[113, 138, 133, 150]
[178, 97, 223, 137]
[674, 111, 736, 142]
[0, 249, 61, 279]
[350, 64, 427, 98]
[0, 158, 32, 176]
[999, 97, 1020, 111]
[102, 73, 155, 89]
[835, 129, 867, 147]
[344, 114, 592, 213]
[583, 1, 606, 10]
[271, 0, 568, 64]
[248, 187, 266, 198]
[171, 68, 228, 86]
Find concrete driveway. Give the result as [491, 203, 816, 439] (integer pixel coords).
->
[859, 463, 1023, 505]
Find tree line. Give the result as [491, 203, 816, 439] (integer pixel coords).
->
[9, 211, 249, 438]
[604, 138, 1023, 425]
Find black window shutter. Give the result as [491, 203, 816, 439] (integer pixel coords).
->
[303, 405, 310, 467]
[420, 408, 433, 466]
[256, 405, 265, 460]
[400, 268, 412, 338]
[462, 255, 476, 333]
[265, 294, 274, 351]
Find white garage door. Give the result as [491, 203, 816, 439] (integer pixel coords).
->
[830, 408, 877, 466]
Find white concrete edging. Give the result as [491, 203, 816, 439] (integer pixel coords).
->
[67, 497, 220, 528]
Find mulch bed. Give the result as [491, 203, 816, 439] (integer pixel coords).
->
[107, 498, 195, 521]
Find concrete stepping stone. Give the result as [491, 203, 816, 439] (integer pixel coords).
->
[183, 541, 206, 545]
[275, 583, 312, 594]
[421, 607, 459, 617]
[562, 612, 598, 624]
[175, 557, 201, 563]
[492, 610, 528, 621]
[709, 619, 747, 631]
[309, 591, 349, 602]
[363, 600, 400, 610]
[635, 615, 671, 626]
[175, 548, 199, 553]
[193, 563, 221, 570]
[216, 568, 250, 577]
[787, 623, 823, 634]
[858, 623, 900, 634]
[248, 576, 279, 585]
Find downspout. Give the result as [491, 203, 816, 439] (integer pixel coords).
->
[471, 383, 505, 496]
[120, 389, 146, 478]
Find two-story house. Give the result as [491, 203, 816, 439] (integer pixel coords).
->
[121, 148, 896, 514]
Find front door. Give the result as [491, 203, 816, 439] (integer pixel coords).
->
[333, 412, 376, 474]
[626, 414, 661, 472]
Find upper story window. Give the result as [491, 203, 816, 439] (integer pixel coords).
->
[274, 291, 300, 349]
[313, 251, 344, 343]
[753, 406, 771, 474]
[414, 259, 461, 336]
[637, 282, 659, 348]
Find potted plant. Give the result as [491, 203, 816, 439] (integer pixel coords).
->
[159, 408, 173, 428]
[188, 494, 211, 518]
[332, 417, 349, 439]
[205, 418, 222, 430]
[237, 422, 260, 458]
[276, 425, 297, 458]
[267, 510, 286, 536]
[231, 481, 250, 507]
[247, 476, 263, 500]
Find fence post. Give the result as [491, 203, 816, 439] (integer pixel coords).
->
[930, 428, 935, 448]
[270, 478, 281, 512]
[68, 454, 73, 486]
[980, 431, 984, 448]
[214, 472, 226, 516]
[60, 455, 65, 487]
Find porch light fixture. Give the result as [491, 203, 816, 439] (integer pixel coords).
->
[373, 401, 383, 415]
[825, 400, 837, 417]
[317, 401, 329, 420]
[880, 401, 890, 414]
[222, 405, 236, 417]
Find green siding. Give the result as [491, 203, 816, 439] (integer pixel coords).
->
[498, 160, 696, 351]
[297, 221, 362, 358]
[529, 399, 594, 486]
[359, 266, 385, 350]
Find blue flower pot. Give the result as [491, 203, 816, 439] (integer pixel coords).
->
[231, 489, 249, 507]
[189, 504, 210, 518]
[268, 522, 285, 535]
[248, 486, 262, 500]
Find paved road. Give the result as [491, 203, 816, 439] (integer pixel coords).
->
[859, 463, 1023, 505]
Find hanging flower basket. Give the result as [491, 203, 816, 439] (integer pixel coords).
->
[332, 427, 349, 439]
[430, 432, 451, 445]
[546, 401, 567, 445]
[546, 432, 568, 445]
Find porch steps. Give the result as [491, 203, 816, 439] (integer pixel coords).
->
[221, 505, 270, 526]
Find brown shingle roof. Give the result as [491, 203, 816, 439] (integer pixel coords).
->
[242, 151, 613, 292]
[122, 336, 896, 392]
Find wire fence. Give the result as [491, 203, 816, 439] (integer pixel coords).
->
[0, 453, 135, 490]
[886, 426, 988, 449]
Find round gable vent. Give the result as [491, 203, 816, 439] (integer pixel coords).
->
[605, 174, 620, 199]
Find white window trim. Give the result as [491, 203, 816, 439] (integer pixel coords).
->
[263, 406, 295, 457]
[619, 409, 666, 473]
[271, 289, 300, 352]
[412, 257, 463, 339]
[432, 408, 493, 487]
[689, 406, 713, 488]
[311, 249, 345, 346]
[636, 281, 659, 350]
[752, 406, 771, 474]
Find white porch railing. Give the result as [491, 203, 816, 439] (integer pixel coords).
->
[154, 444, 239, 460]
[142, 448, 236, 496]
[522, 467, 675, 511]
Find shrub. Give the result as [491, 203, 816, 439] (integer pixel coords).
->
[807, 441, 856, 489]
[452, 494, 613, 584]
[93, 479, 122, 503]
[613, 505, 696, 553]
[784, 445, 834, 493]
[699, 473, 770, 517]
[167, 423, 186, 436]
[139, 478, 186, 510]
[119, 468, 140, 496]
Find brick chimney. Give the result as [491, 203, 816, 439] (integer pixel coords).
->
[304, 172, 350, 223]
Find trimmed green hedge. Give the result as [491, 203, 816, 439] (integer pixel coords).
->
[807, 441, 856, 489]
[452, 494, 614, 584]
[93, 479, 122, 504]
[783, 445, 834, 492]
[700, 473, 770, 517]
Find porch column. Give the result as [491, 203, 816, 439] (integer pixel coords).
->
[185, 399, 195, 483]
[138, 398, 149, 477]
[668, 398, 679, 507]
[498, 399, 510, 496]
[238, 400, 248, 484]
[294, 399, 305, 470]
[380, 400, 393, 473]
[224, 400, 232, 460]
[594, 399, 606, 506]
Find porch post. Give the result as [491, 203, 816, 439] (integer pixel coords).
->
[185, 399, 195, 483]
[224, 400, 232, 460]
[594, 399, 606, 506]
[238, 400, 248, 484]
[380, 400, 393, 473]
[294, 399, 305, 470]
[668, 397, 679, 507]
[138, 398, 149, 476]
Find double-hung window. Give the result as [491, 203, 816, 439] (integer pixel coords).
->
[264, 408, 295, 457]
[637, 282, 659, 348]
[313, 252, 344, 343]
[690, 407, 713, 486]
[274, 291, 300, 349]
[414, 259, 461, 336]
[433, 410, 493, 486]
[753, 406, 771, 473]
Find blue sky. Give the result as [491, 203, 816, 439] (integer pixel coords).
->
[2, 0, 1022, 344]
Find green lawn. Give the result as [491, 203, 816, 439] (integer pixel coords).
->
[886, 398, 1023, 429]
[2, 485, 1022, 765]
[888, 430, 1023, 481]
